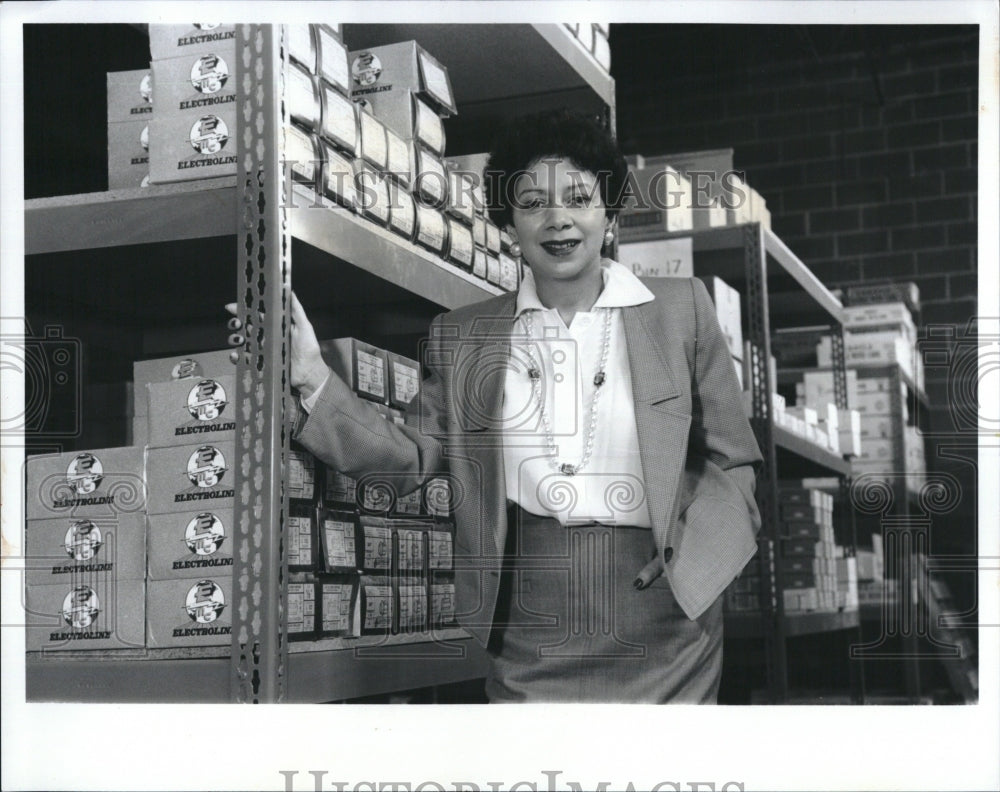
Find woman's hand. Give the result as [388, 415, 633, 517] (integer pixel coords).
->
[225, 292, 330, 399]
[633, 554, 665, 590]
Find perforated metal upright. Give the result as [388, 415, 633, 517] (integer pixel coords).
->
[229, 24, 292, 703]
[741, 222, 787, 702]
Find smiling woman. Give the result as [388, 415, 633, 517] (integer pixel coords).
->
[263, 109, 763, 703]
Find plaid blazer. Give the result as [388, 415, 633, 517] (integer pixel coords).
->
[296, 275, 763, 646]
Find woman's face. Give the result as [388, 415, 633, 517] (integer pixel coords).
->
[508, 157, 610, 286]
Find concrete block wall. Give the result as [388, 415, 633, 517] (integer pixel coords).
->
[613, 25, 980, 572]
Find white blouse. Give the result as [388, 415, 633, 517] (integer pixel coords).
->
[502, 259, 655, 527]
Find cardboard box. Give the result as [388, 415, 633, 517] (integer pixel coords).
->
[430, 581, 457, 628]
[356, 104, 389, 170]
[384, 125, 414, 186]
[319, 83, 359, 156]
[445, 156, 486, 216]
[801, 369, 858, 411]
[108, 119, 151, 189]
[349, 41, 456, 116]
[285, 123, 322, 190]
[446, 170, 477, 225]
[25, 578, 146, 651]
[358, 516, 392, 572]
[133, 350, 233, 419]
[146, 508, 233, 579]
[26, 446, 146, 521]
[353, 163, 390, 226]
[427, 529, 453, 570]
[395, 526, 426, 573]
[386, 180, 416, 240]
[691, 197, 728, 231]
[413, 146, 449, 207]
[287, 450, 317, 501]
[317, 25, 350, 94]
[147, 373, 236, 447]
[287, 62, 320, 131]
[286, 25, 317, 73]
[357, 577, 393, 635]
[782, 538, 823, 558]
[319, 509, 358, 572]
[854, 387, 906, 416]
[319, 579, 357, 636]
[415, 202, 448, 254]
[148, 106, 238, 182]
[446, 217, 475, 268]
[26, 512, 146, 586]
[397, 582, 428, 632]
[324, 468, 358, 506]
[146, 576, 233, 647]
[321, 141, 359, 210]
[287, 512, 316, 569]
[619, 165, 693, 237]
[148, 24, 237, 61]
[486, 252, 501, 286]
[149, 49, 239, 182]
[107, 69, 153, 123]
[319, 337, 390, 404]
[782, 520, 822, 540]
[498, 253, 520, 292]
[472, 246, 488, 280]
[847, 282, 920, 314]
[618, 237, 694, 279]
[387, 352, 420, 410]
[145, 440, 236, 515]
[286, 581, 317, 640]
[698, 276, 743, 359]
[359, 88, 446, 156]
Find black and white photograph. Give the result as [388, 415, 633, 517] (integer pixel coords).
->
[1, 2, 997, 791]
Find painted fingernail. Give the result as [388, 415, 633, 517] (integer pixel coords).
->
[633, 578, 643, 590]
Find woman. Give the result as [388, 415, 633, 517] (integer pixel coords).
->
[258, 111, 761, 702]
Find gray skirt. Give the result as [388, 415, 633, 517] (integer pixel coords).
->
[486, 508, 724, 703]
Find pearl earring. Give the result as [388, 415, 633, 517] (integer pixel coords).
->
[603, 229, 615, 246]
[509, 241, 522, 258]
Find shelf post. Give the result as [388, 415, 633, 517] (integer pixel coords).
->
[230, 23, 291, 703]
[743, 222, 788, 702]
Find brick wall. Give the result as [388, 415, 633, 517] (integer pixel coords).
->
[612, 25, 980, 570]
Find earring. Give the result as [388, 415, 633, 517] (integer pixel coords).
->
[603, 229, 615, 246]
[509, 241, 522, 258]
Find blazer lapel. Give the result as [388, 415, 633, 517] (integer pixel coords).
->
[623, 301, 692, 549]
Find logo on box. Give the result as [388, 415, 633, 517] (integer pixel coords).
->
[186, 445, 228, 488]
[67, 453, 103, 495]
[352, 52, 382, 87]
[186, 378, 228, 421]
[189, 115, 229, 154]
[64, 520, 102, 561]
[190, 54, 229, 94]
[184, 579, 226, 624]
[140, 73, 152, 103]
[185, 512, 226, 555]
[62, 585, 101, 629]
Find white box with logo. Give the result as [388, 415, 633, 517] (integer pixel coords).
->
[147, 507, 235, 580]
[25, 578, 146, 652]
[148, 24, 238, 61]
[147, 373, 237, 447]
[26, 446, 146, 521]
[26, 512, 146, 586]
[145, 440, 236, 515]
[146, 576, 233, 647]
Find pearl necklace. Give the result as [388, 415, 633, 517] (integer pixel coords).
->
[521, 307, 614, 476]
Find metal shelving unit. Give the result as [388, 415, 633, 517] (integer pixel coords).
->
[664, 222, 860, 703]
[24, 22, 613, 703]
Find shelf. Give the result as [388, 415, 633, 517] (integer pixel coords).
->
[24, 179, 238, 254]
[644, 224, 844, 325]
[778, 363, 929, 408]
[726, 608, 861, 639]
[343, 24, 614, 108]
[289, 184, 503, 310]
[772, 424, 852, 476]
[26, 628, 489, 703]
[25, 182, 502, 312]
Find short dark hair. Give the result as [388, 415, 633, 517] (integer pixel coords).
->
[484, 110, 629, 229]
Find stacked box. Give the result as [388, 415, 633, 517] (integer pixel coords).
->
[618, 164, 693, 239]
[318, 577, 358, 637]
[287, 580, 318, 640]
[26, 446, 149, 651]
[348, 40, 456, 117]
[847, 282, 920, 316]
[698, 276, 743, 362]
[778, 485, 841, 612]
[356, 576, 394, 635]
[148, 30, 239, 182]
[147, 373, 236, 446]
[145, 440, 236, 516]
[319, 337, 390, 404]
[146, 575, 233, 648]
[107, 69, 152, 188]
[132, 349, 233, 446]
